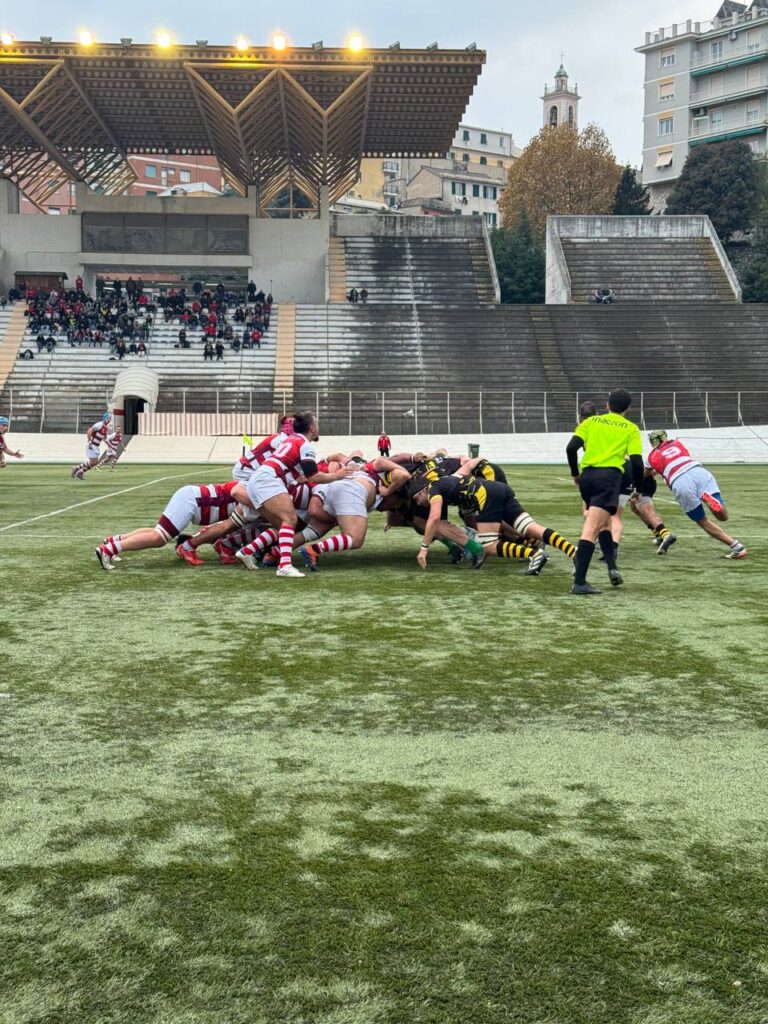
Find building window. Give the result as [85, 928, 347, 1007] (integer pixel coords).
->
[655, 149, 673, 169]
[462, 153, 470, 162]
[485, 212, 497, 226]
[472, 184, 480, 197]
[462, 129, 470, 141]
[549, 105, 558, 126]
[659, 79, 675, 102]
[449, 151, 456, 159]
[497, 160, 504, 167]
[660, 48, 675, 68]
[492, 186, 497, 200]
[451, 181, 466, 196]
[498, 137, 505, 147]
[479, 156, 487, 165]
[48, 207, 60, 215]
[145, 164, 157, 178]
[180, 169, 191, 183]
[568, 105, 574, 124]
[747, 104, 760, 125]
[711, 41, 724, 61]
[145, 190, 158, 196]
[748, 29, 761, 53]
[710, 109, 724, 130]
[383, 160, 399, 171]
[480, 132, 487, 144]
[658, 116, 674, 135]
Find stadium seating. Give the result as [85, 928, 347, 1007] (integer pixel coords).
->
[339, 236, 496, 304]
[560, 238, 736, 303]
[0, 308, 277, 430]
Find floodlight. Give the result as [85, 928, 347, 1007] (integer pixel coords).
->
[196, 39, 209, 47]
[236, 36, 249, 51]
[156, 30, 173, 50]
[0, 32, 14, 46]
[312, 40, 324, 50]
[426, 42, 438, 50]
[389, 41, 401, 50]
[465, 42, 477, 52]
[79, 30, 94, 47]
[120, 37, 132, 46]
[347, 33, 364, 53]
[272, 33, 287, 51]
[40, 35, 52, 43]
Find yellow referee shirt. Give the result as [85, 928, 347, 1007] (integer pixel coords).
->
[574, 413, 642, 470]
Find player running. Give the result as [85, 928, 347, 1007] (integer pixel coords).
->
[96, 481, 240, 569]
[97, 430, 124, 471]
[646, 430, 747, 559]
[72, 412, 112, 479]
[0, 416, 24, 468]
[234, 410, 355, 578]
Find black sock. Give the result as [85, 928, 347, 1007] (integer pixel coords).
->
[597, 530, 617, 570]
[574, 539, 595, 585]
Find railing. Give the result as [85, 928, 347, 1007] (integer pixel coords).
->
[5, 388, 768, 435]
[691, 112, 768, 138]
[691, 40, 768, 71]
[690, 74, 768, 101]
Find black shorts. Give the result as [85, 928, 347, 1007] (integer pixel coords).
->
[471, 481, 525, 527]
[580, 467, 622, 515]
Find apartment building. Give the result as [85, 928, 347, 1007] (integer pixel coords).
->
[638, 1, 768, 207]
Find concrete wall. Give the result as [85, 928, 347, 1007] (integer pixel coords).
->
[545, 214, 742, 302]
[332, 212, 485, 239]
[0, 181, 328, 302]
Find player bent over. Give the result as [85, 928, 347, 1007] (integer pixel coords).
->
[0, 416, 24, 467]
[235, 410, 354, 578]
[97, 430, 124, 471]
[96, 481, 239, 569]
[646, 430, 746, 559]
[72, 412, 112, 479]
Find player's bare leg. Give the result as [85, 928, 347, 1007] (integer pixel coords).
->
[96, 527, 166, 569]
[630, 496, 677, 554]
[299, 514, 367, 571]
[237, 492, 303, 576]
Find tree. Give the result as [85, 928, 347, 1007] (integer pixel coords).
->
[740, 191, 768, 301]
[613, 165, 651, 215]
[665, 141, 760, 241]
[498, 124, 622, 240]
[490, 214, 545, 304]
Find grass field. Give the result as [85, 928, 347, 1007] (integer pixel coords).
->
[1, 462, 767, 1024]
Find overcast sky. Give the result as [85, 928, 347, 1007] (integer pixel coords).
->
[10, 0, 712, 164]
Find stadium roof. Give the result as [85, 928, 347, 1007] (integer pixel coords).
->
[0, 41, 485, 212]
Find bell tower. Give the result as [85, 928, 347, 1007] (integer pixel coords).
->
[542, 56, 580, 130]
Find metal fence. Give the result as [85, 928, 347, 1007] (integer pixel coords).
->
[6, 387, 768, 434]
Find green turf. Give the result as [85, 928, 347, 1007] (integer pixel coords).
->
[1, 463, 767, 1023]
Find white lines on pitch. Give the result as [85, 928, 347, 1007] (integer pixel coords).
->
[0, 473, 194, 533]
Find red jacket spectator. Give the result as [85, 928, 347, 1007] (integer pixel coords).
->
[377, 433, 391, 456]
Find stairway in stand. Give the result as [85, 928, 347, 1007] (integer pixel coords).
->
[0, 304, 30, 394]
[528, 306, 574, 430]
[274, 305, 297, 407]
[328, 238, 348, 303]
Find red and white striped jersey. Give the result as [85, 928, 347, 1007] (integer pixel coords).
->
[89, 419, 110, 445]
[194, 482, 239, 525]
[105, 431, 123, 452]
[263, 434, 317, 483]
[238, 431, 286, 471]
[647, 440, 700, 487]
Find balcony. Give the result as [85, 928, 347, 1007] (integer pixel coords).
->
[691, 41, 768, 75]
[690, 110, 768, 143]
[690, 76, 768, 104]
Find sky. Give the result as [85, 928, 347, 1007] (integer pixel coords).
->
[8, 0, 714, 165]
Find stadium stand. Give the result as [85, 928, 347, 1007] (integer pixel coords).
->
[560, 238, 736, 303]
[338, 236, 497, 305]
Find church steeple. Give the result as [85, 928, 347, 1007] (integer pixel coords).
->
[542, 54, 581, 130]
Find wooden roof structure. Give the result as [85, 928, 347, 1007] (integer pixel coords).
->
[0, 41, 485, 212]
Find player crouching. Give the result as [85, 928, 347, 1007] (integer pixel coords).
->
[96, 481, 239, 569]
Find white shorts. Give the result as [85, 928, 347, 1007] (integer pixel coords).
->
[671, 466, 720, 516]
[247, 465, 287, 510]
[322, 479, 370, 518]
[86, 444, 101, 461]
[617, 493, 630, 509]
[232, 460, 253, 483]
[157, 485, 199, 539]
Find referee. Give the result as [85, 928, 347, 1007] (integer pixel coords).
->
[566, 388, 643, 595]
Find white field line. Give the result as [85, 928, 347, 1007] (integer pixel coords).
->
[553, 475, 678, 506]
[0, 473, 194, 534]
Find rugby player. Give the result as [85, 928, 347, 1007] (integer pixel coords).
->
[232, 415, 294, 483]
[566, 389, 644, 594]
[628, 474, 677, 553]
[234, 410, 355, 578]
[96, 480, 240, 569]
[0, 416, 24, 468]
[72, 412, 112, 479]
[646, 430, 746, 558]
[97, 429, 124, 471]
[413, 472, 575, 572]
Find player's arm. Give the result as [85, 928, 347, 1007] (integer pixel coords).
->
[300, 459, 355, 484]
[627, 429, 645, 493]
[371, 457, 411, 495]
[86, 425, 97, 444]
[566, 435, 584, 481]
[457, 457, 483, 476]
[5, 442, 23, 459]
[388, 452, 415, 465]
[417, 494, 444, 569]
